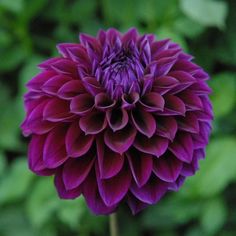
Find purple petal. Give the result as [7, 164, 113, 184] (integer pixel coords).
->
[139, 92, 165, 112]
[153, 153, 183, 182]
[65, 121, 94, 157]
[96, 137, 124, 179]
[134, 134, 169, 157]
[127, 194, 149, 215]
[131, 108, 156, 138]
[83, 172, 117, 215]
[127, 149, 153, 187]
[95, 93, 116, 111]
[82, 76, 104, 96]
[131, 178, 167, 204]
[55, 169, 82, 199]
[122, 92, 140, 109]
[26, 71, 56, 92]
[155, 116, 177, 141]
[79, 111, 107, 134]
[62, 154, 94, 190]
[41, 75, 71, 95]
[169, 132, 193, 163]
[97, 165, 132, 206]
[43, 98, 73, 122]
[106, 108, 129, 132]
[57, 80, 86, 100]
[104, 124, 137, 154]
[178, 112, 200, 134]
[28, 134, 55, 176]
[70, 93, 94, 115]
[43, 126, 68, 168]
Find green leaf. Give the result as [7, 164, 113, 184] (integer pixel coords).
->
[57, 198, 85, 230]
[180, 0, 228, 29]
[201, 197, 227, 235]
[0, 0, 23, 13]
[156, 27, 188, 52]
[183, 137, 236, 197]
[0, 158, 34, 204]
[0, 151, 6, 176]
[209, 73, 236, 118]
[26, 178, 60, 227]
[174, 17, 205, 38]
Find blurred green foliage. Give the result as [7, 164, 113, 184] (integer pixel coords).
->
[0, 0, 236, 235]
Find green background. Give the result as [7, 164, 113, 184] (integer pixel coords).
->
[0, 0, 236, 235]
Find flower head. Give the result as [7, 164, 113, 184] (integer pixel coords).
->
[21, 28, 213, 215]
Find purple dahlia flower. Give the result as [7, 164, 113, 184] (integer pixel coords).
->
[21, 28, 213, 215]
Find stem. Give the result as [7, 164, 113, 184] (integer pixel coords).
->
[109, 213, 118, 236]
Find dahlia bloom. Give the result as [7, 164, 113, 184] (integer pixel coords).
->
[21, 28, 213, 215]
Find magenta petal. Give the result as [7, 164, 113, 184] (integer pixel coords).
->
[161, 95, 186, 116]
[134, 134, 169, 157]
[83, 172, 117, 215]
[79, 111, 107, 134]
[106, 108, 128, 132]
[104, 124, 137, 154]
[43, 98, 73, 122]
[65, 121, 94, 157]
[82, 76, 104, 95]
[26, 71, 56, 92]
[122, 92, 139, 109]
[41, 75, 71, 95]
[152, 76, 179, 95]
[153, 153, 183, 182]
[131, 108, 156, 138]
[70, 93, 94, 115]
[23, 99, 55, 135]
[97, 165, 131, 206]
[57, 80, 86, 100]
[28, 134, 55, 176]
[55, 170, 82, 199]
[178, 112, 200, 134]
[43, 126, 68, 168]
[178, 91, 203, 111]
[127, 149, 153, 187]
[96, 137, 124, 179]
[62, 154, 95, 190]
[131, 178, 167, 204]
[156, 116, 177, 141]
[95, 93, 116, 111]
[139, 92, 165, 112]
[127, 194, 148, 215]
[169, 133, 193, 163]
[50, 58, 77, 76]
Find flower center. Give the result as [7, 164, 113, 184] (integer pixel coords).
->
[95, 43, 145, 99]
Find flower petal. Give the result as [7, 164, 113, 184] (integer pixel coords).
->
[70, 93, 94, 115]
[65, 121, 94, 157]
[134, 134, 169, 157]
[43, 98, 73, 122]
[127, 194, 148, 215]
[97, 165, 131, 206]
[62, 153, 95, 190]
[178, 112, 199, 134]
[57, 80, 86, 100]
[55, 169, 82, 199]
[43, 126, 68, 168]
[131, 178, 167, 204]
[169, 132, 193, 163]
[104, 124, 137, 154]
[131, 108, 156, 138]
[153, 153, 183, 182]
[95, 93, 116, 111]
[139, 92, 165, 112]
[155, 116, 177, 141]
[96, 137, 124, 179]
[83, 172, 117, 214]
[41, 75, 71, 95]
[122, 92, 140, 109]
[79, 111, 107, 134]
[106, 108, 128, 132]
[127, 149, 153, 187]
[28, 134, 55, 176]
